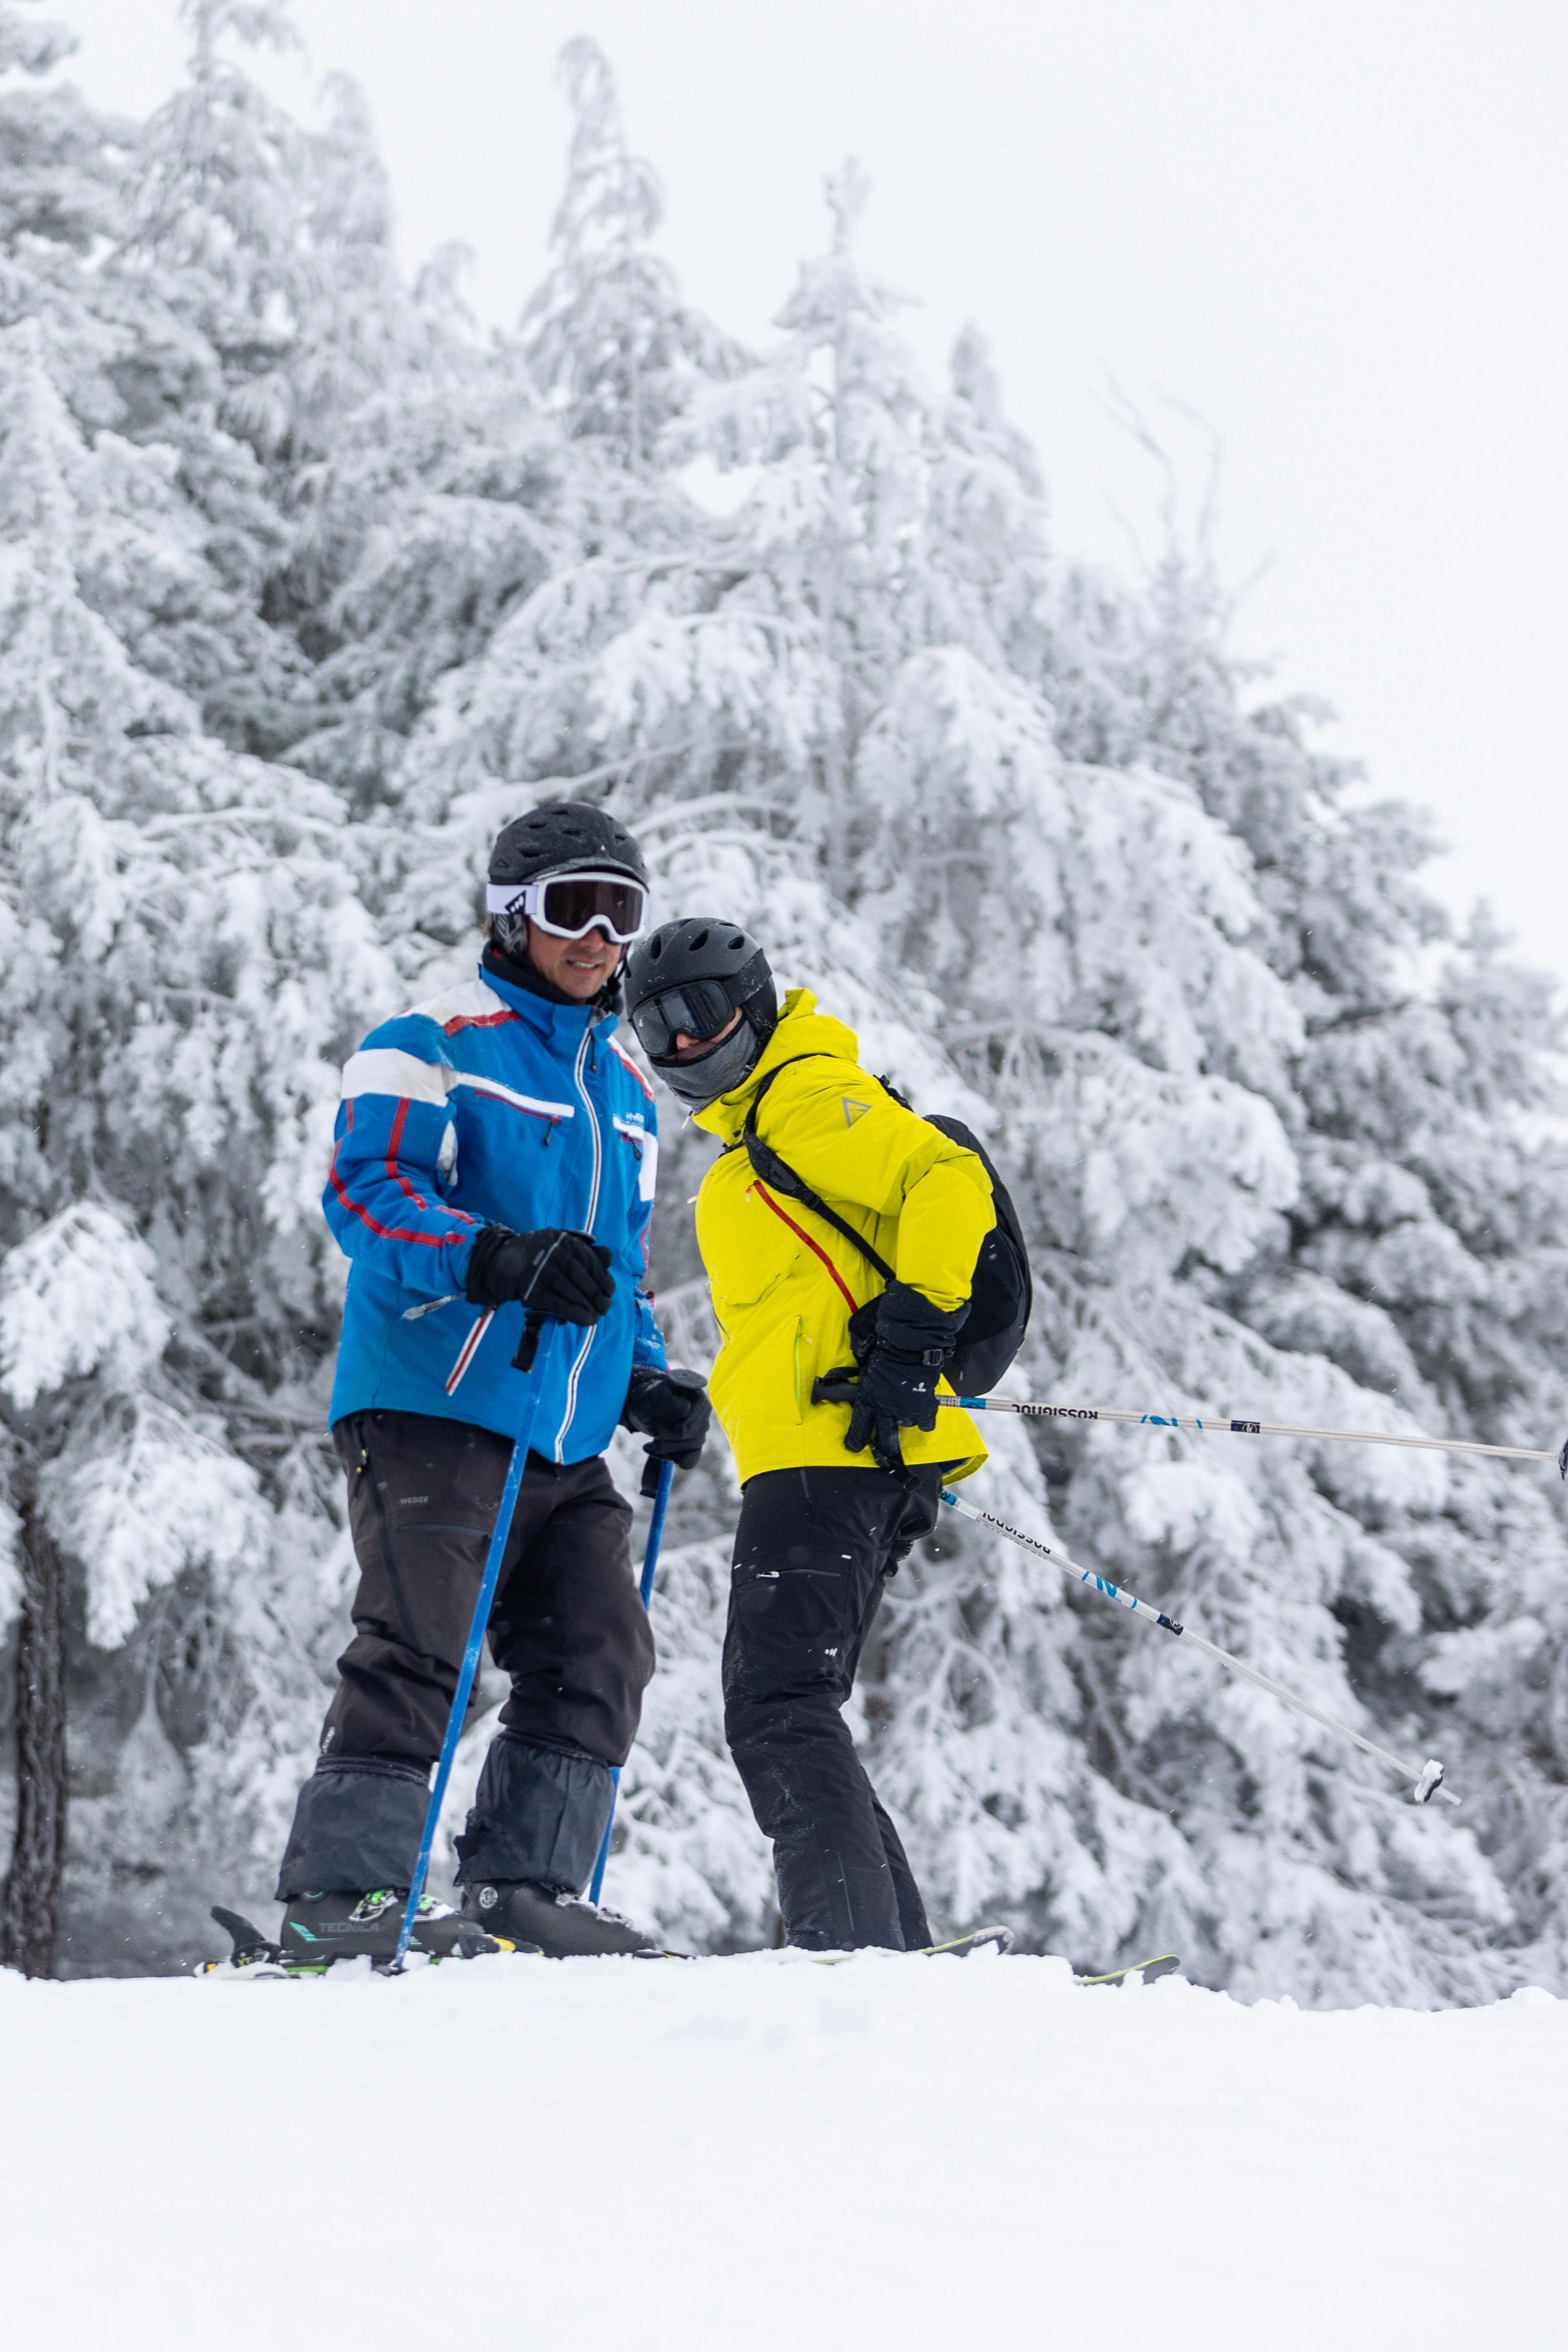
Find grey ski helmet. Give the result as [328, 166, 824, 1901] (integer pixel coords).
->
[486, 801, 649, 963]
[625, 917, 778, 1107]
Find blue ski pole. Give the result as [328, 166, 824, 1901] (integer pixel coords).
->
[587, 1455, 674, 1906]
[393, 1316, 561, 1970]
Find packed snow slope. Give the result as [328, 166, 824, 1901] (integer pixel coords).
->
[3, 1952, 1562, 2352]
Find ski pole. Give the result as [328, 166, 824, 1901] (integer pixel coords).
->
[939, 1394, 1567, 1476]
[587, 1455, 674, 1906]
[939, 1485, 1460, 1808]
[393, 1315, 561, 1971]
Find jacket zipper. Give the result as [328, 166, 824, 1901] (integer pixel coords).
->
[553, 1021, 605, 1462]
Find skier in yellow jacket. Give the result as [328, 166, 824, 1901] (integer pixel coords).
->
[625, 917, 995, 1951]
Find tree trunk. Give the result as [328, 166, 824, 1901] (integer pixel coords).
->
[1, 1498, 68, 1977]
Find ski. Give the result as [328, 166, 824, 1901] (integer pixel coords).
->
[199, 1908, 1175, 1979]
[808, 1925, 1015, 1965]
[199, 1901, 691, 1974]
[1074, 1952, 1181, 1985]
[196, 1904, 529, 1977]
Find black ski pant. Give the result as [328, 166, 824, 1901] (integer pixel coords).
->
[277, 1409, 655, 1902]
[722, 1463, 943, 1953]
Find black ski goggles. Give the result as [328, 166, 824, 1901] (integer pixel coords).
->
[485, 868, 649, 945]
[629, 979, 741, 1062]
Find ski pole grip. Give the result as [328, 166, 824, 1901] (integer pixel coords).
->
[812, 1368, 862, 1406]
[512, 1310, 546, 1375]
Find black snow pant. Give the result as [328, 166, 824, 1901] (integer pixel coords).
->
[276, 1409, 655, 1902]
[722, 1463, 945, 1953]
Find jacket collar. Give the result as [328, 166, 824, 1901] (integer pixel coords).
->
[476, 959, 616, 1053]
[692, 989, 861, 1144]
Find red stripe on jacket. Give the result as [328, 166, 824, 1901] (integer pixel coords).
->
[442, 1008, 517, 1035]
[609, 1036, 654, 1100]
[751, 1181, 860, 1315]
[386, 1097, 433, 1211]
[328, 1100, 470, 1249]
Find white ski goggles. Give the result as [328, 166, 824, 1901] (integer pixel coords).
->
[485, 868, 649, 945]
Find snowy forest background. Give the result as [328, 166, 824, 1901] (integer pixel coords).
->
[3, 0, 1566, 1999]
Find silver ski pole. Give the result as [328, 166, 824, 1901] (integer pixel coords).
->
[939, 1395, 1567, 1477]
[939, 1485, 1460, 1808]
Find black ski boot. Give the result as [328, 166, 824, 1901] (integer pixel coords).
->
[279, 1888, 517, 1968]
[462, 1879, 671, 1957]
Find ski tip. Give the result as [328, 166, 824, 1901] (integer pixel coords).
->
[928, 1925, 1014, 1959]
[1075, 1952, 1182, 1986]
[1136, 1953, 1182, 1983]
[806, 1925, 1015, 1965]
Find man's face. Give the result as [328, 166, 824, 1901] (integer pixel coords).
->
[669, 1007, 742, 1060]
[524, 917, 623, 1002]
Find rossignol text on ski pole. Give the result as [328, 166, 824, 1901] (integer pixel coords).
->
[939, 1394, 1568, 1477]
[392, 1315, 562, 1971]
[939, 1485, 1460, 1808]
[587, 1455, 674, 1906]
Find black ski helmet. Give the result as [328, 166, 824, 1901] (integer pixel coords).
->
[625, 917, 778, 1107]
[488, 801, 649, 889]
[486, 801, 649, 963]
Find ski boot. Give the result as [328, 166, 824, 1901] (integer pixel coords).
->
[277, 1887, 520, 1968]
[462, 1879, 672, 1958]
[201, 1892, 525, 1977]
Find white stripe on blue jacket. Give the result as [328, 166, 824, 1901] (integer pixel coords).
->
[324, 962, 665, 1462]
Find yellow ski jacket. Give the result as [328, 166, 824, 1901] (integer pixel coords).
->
[690, 991, 994, 1485]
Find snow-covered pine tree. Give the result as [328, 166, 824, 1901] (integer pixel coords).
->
[0, 316, 390, 1972]
[0, 1, 128, 389]
[107, 0, 434, 759]
[286, 38, 745, 965]
[120, 0, 312, 458]
[1028, 518, 1568, 1996]
[523, 35, 743, 474]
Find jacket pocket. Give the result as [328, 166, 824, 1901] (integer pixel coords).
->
[725, 1558, 858, 1703]
[711, 1311, 805, 1455]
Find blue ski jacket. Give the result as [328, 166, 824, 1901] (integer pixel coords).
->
[322, 961, 665, 1461]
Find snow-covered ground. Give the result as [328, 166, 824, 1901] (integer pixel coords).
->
[3, 1950, 1563, 2352]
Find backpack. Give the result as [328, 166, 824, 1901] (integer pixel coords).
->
[738, 1060, 1032, 1396]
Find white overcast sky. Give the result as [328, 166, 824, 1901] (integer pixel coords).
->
[52, 0, 1568, 982]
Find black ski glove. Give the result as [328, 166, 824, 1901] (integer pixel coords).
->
[843, 1281, 967, 1474]
[464, 1226, 614, 1326]
[620, 1364, 713, 1496]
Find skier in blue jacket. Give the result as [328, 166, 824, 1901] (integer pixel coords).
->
[273, 803, 710, 1961]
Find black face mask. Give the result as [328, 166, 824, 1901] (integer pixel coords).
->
[653, 1015, 767, 1108]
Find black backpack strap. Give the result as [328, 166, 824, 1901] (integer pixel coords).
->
[734, 1058, 897, 1289]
